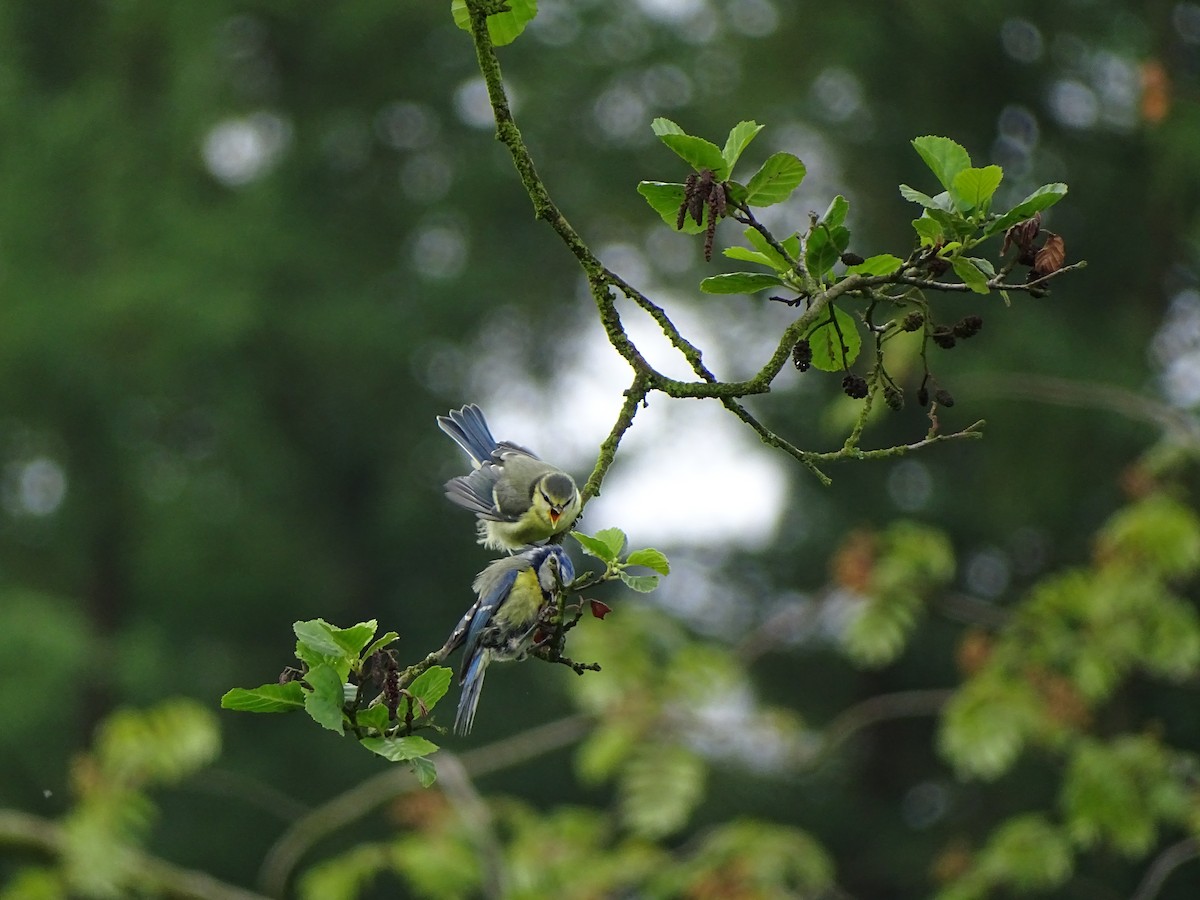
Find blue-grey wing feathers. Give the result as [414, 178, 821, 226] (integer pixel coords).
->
[459, 565, 521, 673]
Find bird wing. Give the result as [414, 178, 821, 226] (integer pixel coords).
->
[446, 453, 557, 524]
[493, 439, 540, 460]
[443, 466, 515, 522]
[459, 564, 522, 681]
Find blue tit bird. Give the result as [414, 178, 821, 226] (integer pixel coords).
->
[451, 544, 575, 735]
[437, 404, 582, 552]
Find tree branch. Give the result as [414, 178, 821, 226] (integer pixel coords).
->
[434, 754, 507, 900]
[461, 0, 1077, 493]
[1131, 836, 1200, 900]
[793, 689, 956, 768]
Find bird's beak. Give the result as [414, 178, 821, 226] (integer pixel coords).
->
[548, 507, 561, 525]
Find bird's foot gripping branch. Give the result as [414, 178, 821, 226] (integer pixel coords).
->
[220, 527, 669, 785]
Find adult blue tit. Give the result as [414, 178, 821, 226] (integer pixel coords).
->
[437, 404, 582, 552]
[453, 544, 575, 735]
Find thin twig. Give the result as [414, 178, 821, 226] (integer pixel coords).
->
[188, 769, 310, 824]
[808, 420, 986, 462]
[793, 689, 956, 768]
[581, 374, 650, 504]
[606, 269, 717, 383]
[721, 399, 831, 485]
[1131, 836, 1200, 900]
[961, 372, 1200, 444]
[731, 201, 807, 279]
[891, 259, 1087, 293]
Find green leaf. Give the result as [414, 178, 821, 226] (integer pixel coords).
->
[650, 116, 686, 137]
[361, 631, 399, 662]
[912, 216, 944, 246]
[303, 663, 347, 733]
[951, 257, 990, 294]
[361, 734, 440, 763]
[626, 548, 671, 575]
[573, 527, 627, 562]
[911, 135, 971, 193]
[699, 272, 784, 294]
[355, 703, 393, 732]
[595, 527, 628, 559]
[822, 194, 849, 228]
[407, 666, 453, 711]
[744, 152, 806, 206]
[410, 756, 438, 788]
[899, 184, 954, 211]
[744, 226, 791, 271]
[620, 573, 660, 593]
[572, 531, 618, 561]
[636, 182, 706, 235]
[722, 246, 776, 267]
[295, 619, 378, 659]
[781, 233, 801, 259]
[721, 121, 763, 173]
[661, 134, 728, 178]
[970, 256, 997, 278]
[807, 304, 861, 372]
[804, 225, 850, 280]
[294, 620, 363, 684]
[293, 619, 350, 658]
[649, 119, 727, 176]
[450, 0, 538, 46]
[951, 165, 1003, 213]
[220, 682, 305, 714]
[925, 206, 971, 238]
[985, 183, 1069, 236]
[846, 254, 904, 277]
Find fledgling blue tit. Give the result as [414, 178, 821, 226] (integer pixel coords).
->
[437, 404, 582, 552]
[450, 544, 575, 735]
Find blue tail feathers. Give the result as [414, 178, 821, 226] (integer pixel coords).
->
[454, 651, 488, 735]
[437, 404, 499, 468]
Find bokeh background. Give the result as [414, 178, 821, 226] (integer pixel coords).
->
[4, 0, 1200, 897]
